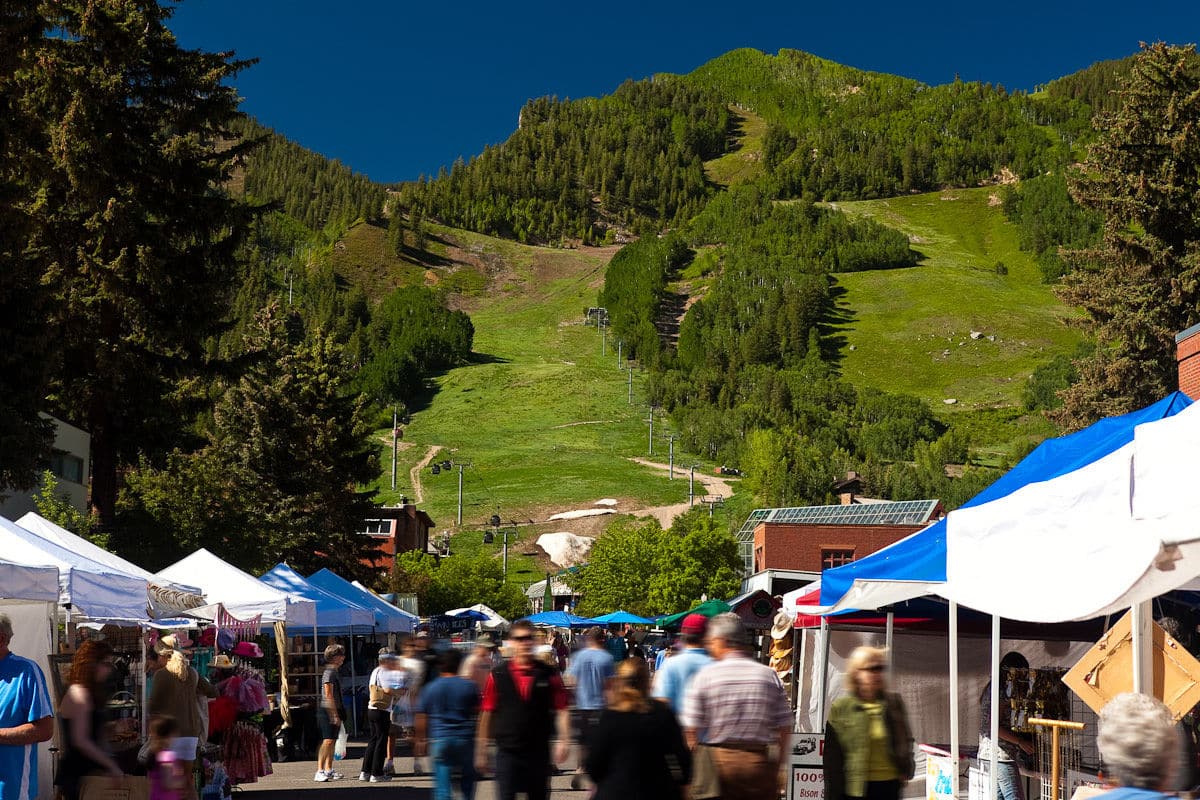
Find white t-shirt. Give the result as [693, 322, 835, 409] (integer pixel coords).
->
[368, 666, 407, 711]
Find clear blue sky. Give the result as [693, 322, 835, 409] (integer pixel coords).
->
[167, 0, 1199, 185]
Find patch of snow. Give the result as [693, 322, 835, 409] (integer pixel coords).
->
[594, 499, 618, 507]
[537, 533, 595, 568]
[944, 398, 958, 405]
[547, 508, 617, 521]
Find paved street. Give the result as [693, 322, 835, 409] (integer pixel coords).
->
[235, 740, 590, 797]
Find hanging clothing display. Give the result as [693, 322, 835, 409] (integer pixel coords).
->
[221, 721, 272, 784]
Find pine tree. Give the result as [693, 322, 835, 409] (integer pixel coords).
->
[1057, 43, 1200, 427]
[0, 2, 56, 490]
[22, 0, 256, 524]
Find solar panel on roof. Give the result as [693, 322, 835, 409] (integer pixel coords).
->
[736, 499, 939, 541]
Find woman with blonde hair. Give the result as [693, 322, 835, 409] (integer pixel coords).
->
[824, 646, 914, 800]
[584, 657, 691, 799]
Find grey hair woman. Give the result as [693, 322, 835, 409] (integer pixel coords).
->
[1096, 693, 1179, 797]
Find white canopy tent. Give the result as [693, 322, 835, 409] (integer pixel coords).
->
[0, 516, 149, 623]
[445, 603, 508, 630]
[157, 548, 316, 627]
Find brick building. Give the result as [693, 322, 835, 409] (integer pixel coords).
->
[737, 492, 943, 576]
[359, 501, 435, 574]
[1178, 322, 1200, 399]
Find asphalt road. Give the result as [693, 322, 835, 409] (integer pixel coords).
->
[234, 740, 590, 798]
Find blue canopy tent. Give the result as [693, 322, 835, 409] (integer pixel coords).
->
[522, 610, 597, 628]
[591, 610, 655, 625]
[307, 568, 416, 634]
[261, 564, 375, 633]
[803, 391, 1199, 800]
[818, 391, 1195, 614]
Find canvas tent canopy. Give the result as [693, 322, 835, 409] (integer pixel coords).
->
[260, 563, 374, 633]
[0, 516, 148, 622]
[815, 391, 1200, 622]
[521, 611, 596, 628]
[442, 603, 507, 630]
[157, 548, 315, 627]
[17, 512, 204, 615]
[307, 570, 416, 633]
[0, 556, 59, 603]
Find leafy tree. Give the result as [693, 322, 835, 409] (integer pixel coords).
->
[648, 511, 742, 613]
[33, 470, 106, 548]
[1057, 43, 1200, 428]
[426, 554, 528, 620]
[569, 518, 662, 616]
[388, 551, 527, 619]
[390, 551, 439, 612]
[17, 0, 256, 525]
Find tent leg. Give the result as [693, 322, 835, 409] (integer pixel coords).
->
[349, 630, 358, 735]
[989, 614, 1000, 800]
[141, 633, 149, 739]
[950, 601, 960, 800]
[790, 627, 800, 710]
[817, 617, 830, 729]
[1131, 601, 1153, 695]
[885, 611, 894, 670]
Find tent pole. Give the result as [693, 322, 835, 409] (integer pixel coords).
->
[1131, 601, 1153, 694]
[885, 611, 894, 670]
[349, 629, 358, 735]
[817, 617, 831, 728]
[989, 614, 1000, 800]
[141, 631, 149, 739]
[790, 626, 800, 710]
[949, 601, 960, 800]
[796, 627, 809, 730]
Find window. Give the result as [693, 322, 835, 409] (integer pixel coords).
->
[357, 519, 392, 536]
[821, 548, 855, 570]
[49, 451, 84, 485]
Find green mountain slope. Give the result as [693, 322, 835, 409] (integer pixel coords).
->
[831, 188, 1083, 408]
[362, 225, 726, 583]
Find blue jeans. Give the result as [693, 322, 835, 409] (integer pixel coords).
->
[995, 760, 1025, 800]
[431, 737, 476, 800]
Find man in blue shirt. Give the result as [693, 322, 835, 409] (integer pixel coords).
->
[564, 627, 614, 790]
[416, 649, 481, 800]
[0, 613, 54, 800]
[652, 613, 712, 714]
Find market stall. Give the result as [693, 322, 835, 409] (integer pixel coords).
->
[804, 390, 1200, 800]
[307, 569, 417, 634]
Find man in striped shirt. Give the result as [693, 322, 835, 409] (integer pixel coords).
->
[0, 613, 54, 800]
[681, 613, 791, 800]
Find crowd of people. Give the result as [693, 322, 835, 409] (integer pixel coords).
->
[291, 612, 792, 800]
[6, 605, 1193, 800]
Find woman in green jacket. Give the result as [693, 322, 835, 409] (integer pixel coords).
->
[824, 646, 915, 800]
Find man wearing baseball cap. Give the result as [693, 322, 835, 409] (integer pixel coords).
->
[652, 613, 712, 714]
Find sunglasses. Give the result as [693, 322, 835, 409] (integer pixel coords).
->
[510, 635, 533, 642]
[862, 664, 886, 673]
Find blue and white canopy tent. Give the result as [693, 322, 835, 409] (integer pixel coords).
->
[261, 563, 375, 634]
[307, 568, 417, 634]
[800, 391, 1200, 800]
[522, 610, 597, 628]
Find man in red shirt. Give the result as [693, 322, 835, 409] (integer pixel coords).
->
[475, 620, 570, 800]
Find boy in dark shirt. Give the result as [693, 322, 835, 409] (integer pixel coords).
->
[417, 649, 481, 800]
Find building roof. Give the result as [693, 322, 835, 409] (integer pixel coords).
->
[736, 499, 941, 542]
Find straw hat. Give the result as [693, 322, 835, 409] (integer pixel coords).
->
[211, 654, 235, 670]
[770, 611, 793, 641]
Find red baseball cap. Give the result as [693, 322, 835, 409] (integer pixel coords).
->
[681, 613, 708, 636]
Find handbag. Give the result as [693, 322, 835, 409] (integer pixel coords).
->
[690, 744, 721, 800]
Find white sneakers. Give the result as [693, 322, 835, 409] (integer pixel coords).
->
[313, 770, 344, 782]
